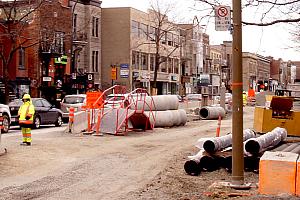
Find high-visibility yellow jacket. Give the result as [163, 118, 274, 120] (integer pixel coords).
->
[243, 94, 247, 105]
[18, 101, 35, 125]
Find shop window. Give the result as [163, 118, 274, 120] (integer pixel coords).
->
[141, 53, 148, 70]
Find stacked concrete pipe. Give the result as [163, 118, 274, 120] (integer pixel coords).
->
[143, 95, 187, 128]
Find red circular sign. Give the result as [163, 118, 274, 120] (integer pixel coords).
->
[217, 7, 228, 17]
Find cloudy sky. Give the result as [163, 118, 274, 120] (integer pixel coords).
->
[102, 0, 300, 61]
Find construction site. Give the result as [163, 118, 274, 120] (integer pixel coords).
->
[1, 85, 300, 199]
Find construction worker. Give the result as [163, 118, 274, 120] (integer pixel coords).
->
[18, 93, 35, 146]
[243, 91, 247, 106]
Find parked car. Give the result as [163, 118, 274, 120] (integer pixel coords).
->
[214, 93, 232, 104]
[185, 94, 202, 101]
[9, 98, 63, 129]
[104, 94, 129, 108]
[0, 104, 11, 133]
[60, 94, 87, 121]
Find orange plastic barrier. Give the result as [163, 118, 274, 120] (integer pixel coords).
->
[216, 115, 221, 137]
[86, 91, 103, 109]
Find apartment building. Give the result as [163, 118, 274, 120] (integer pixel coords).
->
[101, 7, 181, 94]
[210, 41, 232, 91]
[209, 46, 222, 94]
[0, 0, 72, 102]
[178, 23, 204, 94]
[242, 52, 271, 91]
[70, 0, 102, 93]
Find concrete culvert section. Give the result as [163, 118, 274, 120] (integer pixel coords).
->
[199, 106, 225, 120]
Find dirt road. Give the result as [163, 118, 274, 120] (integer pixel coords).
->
[0, 107, 256, 200]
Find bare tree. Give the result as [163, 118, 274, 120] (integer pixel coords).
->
[194, 0, 300, 50]
[0, 0, 44, 103]
[131, 0, 182, 95]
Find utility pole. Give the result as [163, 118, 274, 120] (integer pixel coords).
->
[231, 0, 246, 187]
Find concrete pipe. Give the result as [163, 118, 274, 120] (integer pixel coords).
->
[199, 106, 226, 120]
[153, 110, 174, 127]
[244, 127, 287, 155]
[146, 109, 187, 128]
[203, 129, 256, 153]
[200, 155, 220, 172]
[184, 150, 204, 176]
[133, 95, 179, 111]
[244, 156, 260, 172]
[178, 109, 187, 126]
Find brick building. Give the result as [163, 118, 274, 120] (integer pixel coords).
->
[0, 0, 72, 103]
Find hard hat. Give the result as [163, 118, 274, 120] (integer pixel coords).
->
[22, 94, 31, 99]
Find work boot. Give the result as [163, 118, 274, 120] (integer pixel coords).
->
[26, 142, 31, 146]
[20, 142, 27, 146]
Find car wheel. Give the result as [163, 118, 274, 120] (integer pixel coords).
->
[55, 115, 63, 127]
[1, 114, 10, 133]
[33, 116, 41, 129]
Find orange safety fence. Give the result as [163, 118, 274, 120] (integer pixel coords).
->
[85, 85, 156, 136]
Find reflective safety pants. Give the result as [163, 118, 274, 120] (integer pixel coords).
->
[22, 127, 32, 143]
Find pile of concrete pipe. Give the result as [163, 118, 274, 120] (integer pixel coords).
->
[185, 127, 289, 176]
[185, 129, 257, 175]
[199, 106, 226, 120]
[143, 95, 187, 128]
[244, 127, 287, 155]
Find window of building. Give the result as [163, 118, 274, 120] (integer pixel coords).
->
[92, 51, 99, 72]
[174, 59, 179, 74]
[140, 23, 148, 39]
[150, 54, 155, 71]
[174, 35, 179, 47]
[18, 48, 25, 70]
[73, 14, 77, 36]
[92, 17, 99, 37]
[167, 32, 173, 46]
[132, 51, 140, 69]
[161, 30, 167, 44]
[168, 58, 173, 73]
[54, 32, 64, 54]
[131, 20, 139, 38]
[160, 57, 167, 72]
[141, 53, 148, 70]
[149, 26, 156, 41]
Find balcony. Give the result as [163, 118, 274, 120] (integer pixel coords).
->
[73, 32, 87, 42]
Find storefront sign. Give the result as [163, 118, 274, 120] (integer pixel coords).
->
[54, 55, 68, 64]
[43, 77, 52, 82]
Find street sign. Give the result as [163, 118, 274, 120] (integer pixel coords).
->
[87, 73, 93, 81]
[120, 64, 129, 78]
[43, 77, 52, 82]
[111, 67, 117, 80]
[215, 6, 231, 31]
